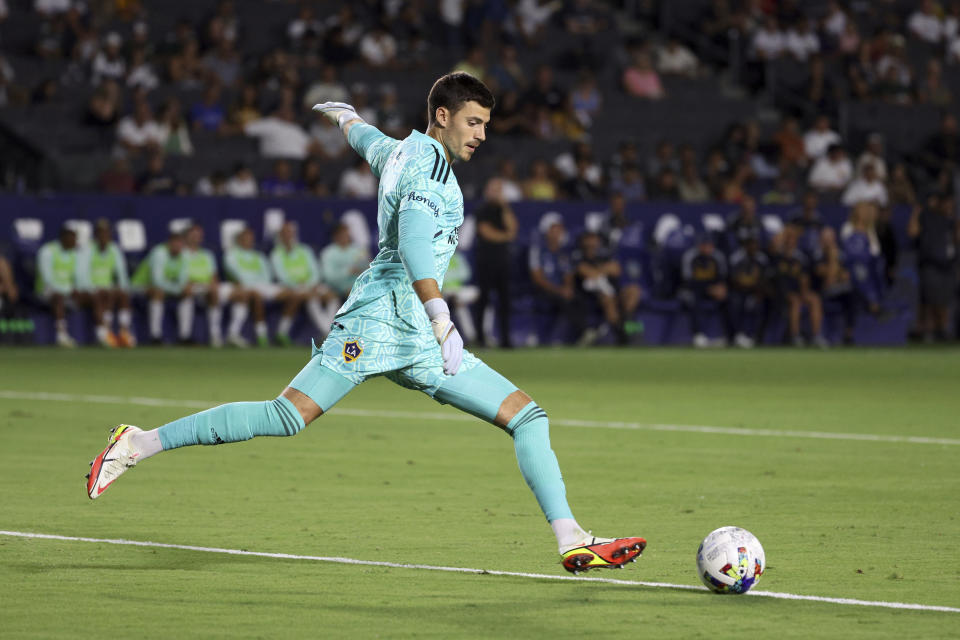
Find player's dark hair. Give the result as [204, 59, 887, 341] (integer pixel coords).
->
[426, 72, 495, 127]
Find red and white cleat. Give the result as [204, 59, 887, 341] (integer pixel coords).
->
[561, 535, 647, 575]
[86, 425, 142, 500]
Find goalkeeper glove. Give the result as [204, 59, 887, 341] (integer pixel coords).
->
[312, 101, 364, 130]
[423, 298, 463, 376]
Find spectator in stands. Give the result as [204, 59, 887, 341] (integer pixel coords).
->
[808, 144, 853, 196]
[909, 194, 959, 342]
[320, 223, 368, 300]
[729, 230, 771, 348]
[167, 38, 205, 90]
[442, 250, 480, 344]
[842, 202, 886, 319]
[158, 98, 193, 157]
[646, 140, 680, 180]
[856, 133, 887, 181]
[563, 157, 604, 200]
[719, 160, 755, 203]
[177, 223, 223, 347]
[359, 22, 398, 69]
[704, 149, 729, 199]
[244, 105, 314, 160]
[137, 152, 179, 195]
[842, 162, 888, 207]
[908, 0, 944, 45]
[623, 48, 665, 99]
[227, 83, 263, 132]
[726, 195, 765, 252]
[523, 158, 559, 200]
[260, 160, 301, 197]
[116, 98, 164, 156]
[649, 168, 680, 201]
[678, 158, 710, 202]
[36, 226, 80, 347]
[569, 70, 602, 128]
[0, 252, 19, 320]
[271, 221, 337, 345]
[85, 79, 121, 130]
[524, 64, 565, 114]
[488, 43, 526, 94]
[657, 35, 699, 76]
[921, 113, 960, 180]
[190, 81, 227, 133]
[791, 191, 824, 259]
[772, 225, 827, 347]
[287, 4, 323, 47]
[202, 38, 242, 88]
[131, 231, 186, 344]
[773, 116, 808, 171]
[610, 163, 646, 202]
[195, 170, 228, 196]
[607, 140, 640, 186]
[225, 163, 258, 198]
[803, 115, 840, 161]
[555, 141, 601, 186]
[573, 230, 624, 344]
[784, 16, 820, 62]
[377, 85, 408, 139]
[888, 163, 917, 205]
[472, 178, 518, 348]
[875, 61, 913, 105]
[512, 0, 560, 45]
[303, 65, 348, 111]
[205, 0, 240, 49]
[338, 157, 377, 198]
[224, 227, 274, 347]
[91, 32, 127, 86]
[751, 15, 785, 60]
[876, 36, 912, 95]
[97, 157, 136, 194]
[917, 60, 953, 107]
[680, 233, 729, 348]
[814, 227, 856, 345]
[126, 47, 159, 92]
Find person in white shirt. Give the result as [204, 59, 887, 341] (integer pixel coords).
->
[91, 32, 127, 86]
[808, 144, 853, 193]
[785, 18, 820, 62]
[34, 0, 70, 15]
[842, 162, 888, 207]
[338, 156, 377, 197]
[856, 133, 887, 182]
[656, 37, 698, 76]
[116, 99, 164, 155]
[752, 16, 785, 60]
[908, 0, 943, 44]
[823, 0, 847, 41]
[358, 23, 397, 68]
[803, 115, 841, 161]
[244, 105, 314, 160]
[225, 164, 258, 198]
[302, 64, 349, 109]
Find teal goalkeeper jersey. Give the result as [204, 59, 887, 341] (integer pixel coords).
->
[338, 126, 464, 330]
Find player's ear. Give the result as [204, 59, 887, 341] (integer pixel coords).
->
[435, 106, 448, 128]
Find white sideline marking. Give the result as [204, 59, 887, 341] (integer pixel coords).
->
[1, 530, 957, 614]
[1, 389, 959, 446]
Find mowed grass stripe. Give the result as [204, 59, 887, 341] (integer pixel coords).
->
[2, 530, 958, 614]
[2, 389, 959, 446]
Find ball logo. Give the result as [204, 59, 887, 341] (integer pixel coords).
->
[342, 339, 363, 363]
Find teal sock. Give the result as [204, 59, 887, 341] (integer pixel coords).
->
[507, 402, 574, 522]
[157, 396, 305, 450]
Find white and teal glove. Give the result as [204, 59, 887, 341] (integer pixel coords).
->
[312, 101, 363, 130]
[424, 298, 463, 376]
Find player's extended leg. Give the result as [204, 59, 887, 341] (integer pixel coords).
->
[430, 364, 645, 574]
[86, 352, 356, 499]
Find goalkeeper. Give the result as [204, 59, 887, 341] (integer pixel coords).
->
[86, 73, 645, 574]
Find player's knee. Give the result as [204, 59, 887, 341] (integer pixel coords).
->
[271, 396, 306, 436]
[505, 401, 548, 439]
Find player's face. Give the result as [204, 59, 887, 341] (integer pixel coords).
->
[446, 101, 490, 163]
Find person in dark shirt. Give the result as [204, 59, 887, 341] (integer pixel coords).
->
[137, 152, 178, 195]
[599, 192, 646, 338]
[814, 226, 856, 345]
[472, 178, 518, 348]
[528, 213, 583, 344]
[772, 225, 828, 347]
[908, 193, 959, 342]
[790, 191, 824, 260]
[725, 195, 765, 254]
[572, 230, 625, 344]
[681, 233, 730, 347]
[728, 231, 771, 347]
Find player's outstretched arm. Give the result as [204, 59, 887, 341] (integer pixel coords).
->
[313, 101, 400, 178]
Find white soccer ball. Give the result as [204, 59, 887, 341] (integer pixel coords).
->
[696, 526, 765, 594]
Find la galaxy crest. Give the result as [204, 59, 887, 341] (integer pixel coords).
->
[342, 338, 363, 363]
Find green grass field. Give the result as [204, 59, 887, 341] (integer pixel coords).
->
[1, 346, 958, 638]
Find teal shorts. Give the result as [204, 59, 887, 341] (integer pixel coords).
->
[288, 311, 517, 424]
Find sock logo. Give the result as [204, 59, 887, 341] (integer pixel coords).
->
[343, 339, 363, 363]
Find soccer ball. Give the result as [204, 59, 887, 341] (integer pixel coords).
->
[696, 526, 765, 594]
